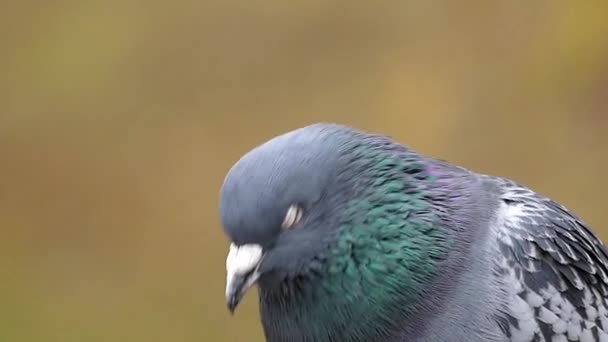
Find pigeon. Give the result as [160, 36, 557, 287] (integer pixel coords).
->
[219, 123, 608, 342]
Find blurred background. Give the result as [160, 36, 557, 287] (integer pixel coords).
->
[1, 1, 607, 341]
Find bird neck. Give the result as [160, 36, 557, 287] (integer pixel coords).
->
[259, 223, 446, 342]
[259, 142, 450, 342]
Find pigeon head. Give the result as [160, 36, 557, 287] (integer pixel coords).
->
[220, 123, 349, 311]
[219, 123, 461, 341]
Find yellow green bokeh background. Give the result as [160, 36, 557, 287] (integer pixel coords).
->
[1, 2, 607, 341]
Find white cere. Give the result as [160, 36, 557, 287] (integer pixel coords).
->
[281, 204, 303, 230]
[226, 243, 263, 275]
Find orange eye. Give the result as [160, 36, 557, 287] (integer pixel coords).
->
[281, 204, 303, 230]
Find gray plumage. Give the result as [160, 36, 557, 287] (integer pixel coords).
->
[492, 176, 608, 342]
[219, 123, 608, 342]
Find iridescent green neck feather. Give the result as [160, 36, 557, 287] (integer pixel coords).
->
[259, 141, 449, 342]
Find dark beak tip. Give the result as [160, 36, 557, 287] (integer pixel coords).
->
[227, 296, 240, 315]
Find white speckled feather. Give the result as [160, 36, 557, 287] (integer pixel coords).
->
[490, 177, 608, 342]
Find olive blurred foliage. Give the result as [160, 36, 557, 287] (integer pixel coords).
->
[1, 1, 607, 341]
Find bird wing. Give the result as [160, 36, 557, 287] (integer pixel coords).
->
[491, 177, 608, 342]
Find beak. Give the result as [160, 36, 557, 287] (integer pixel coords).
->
[225, 243, 263, 314]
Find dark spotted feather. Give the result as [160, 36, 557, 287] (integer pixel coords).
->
[491, 177, 608, 342]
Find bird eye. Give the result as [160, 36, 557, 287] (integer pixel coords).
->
[281, 204, 303, 230]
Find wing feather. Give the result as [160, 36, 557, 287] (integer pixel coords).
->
[490, 177, 608, 342]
